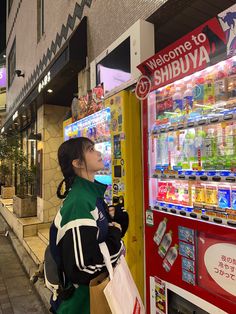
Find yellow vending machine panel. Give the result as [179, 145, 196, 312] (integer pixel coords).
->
[105, 90, 144, 298]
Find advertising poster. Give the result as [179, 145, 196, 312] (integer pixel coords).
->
[72, 84, 104, 121]
[218, 4, 236, 58]
[198, 232, 236, 304]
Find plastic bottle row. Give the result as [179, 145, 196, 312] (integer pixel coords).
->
[156, 180, 236, 211]
[149, 55, 236, 126]
[151, 120, 236, 171]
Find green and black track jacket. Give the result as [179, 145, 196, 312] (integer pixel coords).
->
[49, 176, 124, 313]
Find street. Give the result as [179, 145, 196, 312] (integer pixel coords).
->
[0, 229, 48, 314]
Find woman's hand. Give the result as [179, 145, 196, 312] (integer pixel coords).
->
[109, 222, 122, 232]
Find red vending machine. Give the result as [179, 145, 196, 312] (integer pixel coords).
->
[138, 4, 236, 314]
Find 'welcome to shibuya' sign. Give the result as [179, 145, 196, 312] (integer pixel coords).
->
[137, 3, 236, 93]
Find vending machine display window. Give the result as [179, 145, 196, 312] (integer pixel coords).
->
[148, 55, 236, 218]
[64, 108, 112, 203]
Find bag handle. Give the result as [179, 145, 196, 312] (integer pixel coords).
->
[99, 242, 114, 280]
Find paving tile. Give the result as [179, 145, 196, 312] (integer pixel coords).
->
[0, 264, 25, 279]
[0, 244, 12, 255]
[4, 275, 34, 298]
[10, 294, 47, 314]
[1, 303, 11, 310]
[1, 309, 13, 314]
[0, 223, 49, 313]
[0, 286, 7, 293]
[0, 296, 10, 305]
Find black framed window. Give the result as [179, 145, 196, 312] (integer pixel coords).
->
[8, 0, 13, 15]
[37, 0, 44, 42]
[8, 39, 16, 87]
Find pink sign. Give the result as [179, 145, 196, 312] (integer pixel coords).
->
[0, 67, 6, 88]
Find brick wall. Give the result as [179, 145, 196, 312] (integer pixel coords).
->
[87, 0, 166, 60]
[6, 0, 167, 115]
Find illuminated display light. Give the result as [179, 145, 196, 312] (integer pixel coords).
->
[64, 108, 111, 141]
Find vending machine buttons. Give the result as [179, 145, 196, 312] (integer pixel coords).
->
[210, 117, 220, 123]
[213, 217, 223, 224]
[227, 220, 236, 227]
[187, 122, 195, 128]
[190, 213, 197, 218]
[224, 113, 233, 120]
[201, 215, 209, 221]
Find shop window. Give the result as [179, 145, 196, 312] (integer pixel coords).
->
[8, 0, 13, 15]
[37, 0, 44, 42]
[8, 39, 16, 87]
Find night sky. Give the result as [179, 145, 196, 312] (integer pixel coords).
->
[0, 0, 6, 53]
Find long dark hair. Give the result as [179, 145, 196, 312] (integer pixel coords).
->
[57, 137, 94, 199]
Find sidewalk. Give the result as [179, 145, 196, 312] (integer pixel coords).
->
[0, 216, 50, 314]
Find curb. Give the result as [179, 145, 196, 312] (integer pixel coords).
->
[0, 214, 51, 313]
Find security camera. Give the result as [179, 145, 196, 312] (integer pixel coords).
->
[15, 70, 25, 77]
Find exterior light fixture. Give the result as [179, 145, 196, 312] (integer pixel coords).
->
[15, 70, 25, 78]
[47, 89, 53, 93]
[28, 132, 42, 141]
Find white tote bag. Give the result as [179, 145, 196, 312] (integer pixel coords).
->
[99, 243, 145, 314]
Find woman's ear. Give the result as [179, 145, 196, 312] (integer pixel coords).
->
[72, 159, 82, 169]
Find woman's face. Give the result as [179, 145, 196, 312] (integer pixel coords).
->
[83, 143, 104, 172]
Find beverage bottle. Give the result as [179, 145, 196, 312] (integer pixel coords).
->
[168, 132, 175, 168]
[153, 218, 167, 245]
[232, 186, 236, 210]
[173, 87, 183, 114]
[183, 84, 193, 115]
[204, 72, 215, 106]
[193, 76, 204, 105]
[158, 230, 173, 258]
[160, 133, 169, 166]
[203, 126, 217, 170]
[155, 134, 162, 165]
[162, 244, 179, 272]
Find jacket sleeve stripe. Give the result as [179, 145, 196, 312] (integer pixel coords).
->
[73, 226, 106, 274]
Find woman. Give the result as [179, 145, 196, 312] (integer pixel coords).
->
[49, 137, 128, 313]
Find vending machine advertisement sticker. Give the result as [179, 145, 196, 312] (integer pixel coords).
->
[146, 210, 154, 226]
[150, 276, 166, 314]
[178, 226, 195, 244]
[178, 226, 196, 285]
[182, 257, 195, 273]
[198, 232, 236, 303]
[182, 269, 196, 286]
[179, 242, 195, 260]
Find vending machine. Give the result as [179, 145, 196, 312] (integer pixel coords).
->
[63, 90, 144, 297]
[138, 4, 236, 314]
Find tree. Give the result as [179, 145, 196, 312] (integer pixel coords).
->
[0, 134, 14, 186]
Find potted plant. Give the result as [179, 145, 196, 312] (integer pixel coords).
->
[0, 135, 15, 199]
[13, 153, 37, 218]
